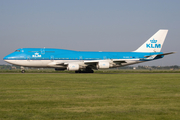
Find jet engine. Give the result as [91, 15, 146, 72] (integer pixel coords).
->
[67, 64, 80, 71]
[97, 62, 110, 69]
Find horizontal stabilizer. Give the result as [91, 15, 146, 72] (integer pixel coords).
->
[156, 52, 175, 56]
[144, 52, 175, 58]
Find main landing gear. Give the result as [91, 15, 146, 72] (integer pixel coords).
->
[75, 69, 94, 73]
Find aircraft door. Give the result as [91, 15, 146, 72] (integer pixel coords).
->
[50, 55, 54, 61]
[41, 48, 45, 54]
[79, 56, 83, 60]
[27, 55, 30, 61]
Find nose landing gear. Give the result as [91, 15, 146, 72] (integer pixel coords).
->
[21, 70, 25, 73]
[21, 66, 25, 73]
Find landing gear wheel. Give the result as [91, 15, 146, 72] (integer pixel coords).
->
[75, 70, 81, 73]
[84, 69, 94, 73]
[90, 70, 94, 73]
[75, 69, 94, 73]
[21, 70, 25, 73]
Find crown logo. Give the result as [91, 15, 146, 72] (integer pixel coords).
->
[150, 39, 157, 43]
[32, 53, 41, 57]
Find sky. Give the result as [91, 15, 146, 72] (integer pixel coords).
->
[0, 0, 179, 66]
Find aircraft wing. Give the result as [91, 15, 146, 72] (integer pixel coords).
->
[84, 59, 140, 65]
[47, 51, 174, 67]
[47, 62, 67, 67]
[112, 59, 139, 62]
[112, 59, 140, 65]
[84, 60, 99, 64]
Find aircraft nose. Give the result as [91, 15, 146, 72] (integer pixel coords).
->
[3, 54, 17, 64]
[3, 55, 9, 60]
[3, 56, 9, 65]
[3, 52, 16, 60]
[3, 54, 12, 63]
[3, 53, 16, 61]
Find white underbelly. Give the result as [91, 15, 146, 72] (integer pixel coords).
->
[5, 60, 50, 67]
[4, 60, 83, 68]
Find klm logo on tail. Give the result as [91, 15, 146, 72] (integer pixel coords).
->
[146, 39, 161, 48]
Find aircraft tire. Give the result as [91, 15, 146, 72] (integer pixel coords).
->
[21, 70, 25, 73]
[75, 69, 93, 73]
[85, 70, 94, 73]
[75, 70, 82, 73]
[91, 70, 94, 73]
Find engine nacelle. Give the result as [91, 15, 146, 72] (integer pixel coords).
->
[67, 64, 80, 71]
[97, 62, 110, 69]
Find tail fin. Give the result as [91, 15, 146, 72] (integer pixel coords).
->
[134, 29, 168, 52]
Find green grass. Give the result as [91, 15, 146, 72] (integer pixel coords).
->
[0, 69, 180, 73]
[0, 74, 180, 120]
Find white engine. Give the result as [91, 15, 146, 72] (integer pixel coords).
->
[97, 62, 110, 69]
[67, 64, 80, 71]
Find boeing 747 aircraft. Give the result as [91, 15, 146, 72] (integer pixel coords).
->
[3, 29, 174, 73]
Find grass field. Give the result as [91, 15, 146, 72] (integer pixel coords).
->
[0, 73, 180, 120]
[0, 69, 180, 73]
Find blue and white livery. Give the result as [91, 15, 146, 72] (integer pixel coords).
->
[3, 29, 174, 73]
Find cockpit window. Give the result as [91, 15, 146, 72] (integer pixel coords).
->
[15, 50, 20, 52]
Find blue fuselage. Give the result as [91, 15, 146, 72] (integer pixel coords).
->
[3, 48, 163, 61]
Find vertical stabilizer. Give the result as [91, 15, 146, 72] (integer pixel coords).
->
[134, 29, 168, 52]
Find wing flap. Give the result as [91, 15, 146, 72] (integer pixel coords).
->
[48, 62, 67, 67]
[84, 60, 99, 64]
[113, 59, 139, 62]
[84, 59, 140, 65]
